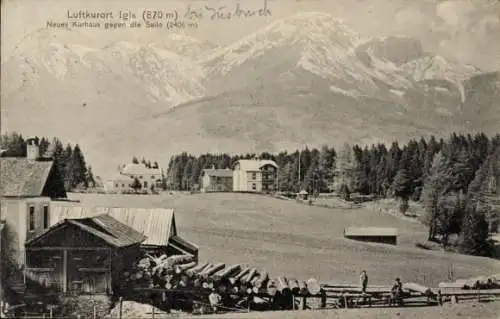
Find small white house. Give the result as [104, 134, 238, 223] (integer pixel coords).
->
[120, 164, 163, 189]
[105, 163, 163, 192]
[104, 174, 134, 192]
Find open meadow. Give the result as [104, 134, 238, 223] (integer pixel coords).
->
[67, 192, 499, 288]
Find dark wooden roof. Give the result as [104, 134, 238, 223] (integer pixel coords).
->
[169, 235, 199, 256]
[50, 204, 176, 246]
[344, 227, 398, 237]
[26, 214, 147, 248]
[0, 158, 66, 198]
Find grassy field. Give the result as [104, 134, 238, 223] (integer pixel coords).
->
[67, 192, 499, 288]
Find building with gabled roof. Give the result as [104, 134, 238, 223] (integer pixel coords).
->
[49, 203, 198, 256]
[0, 139, 68, 300]
[0, 140, 67, 265]
[103, 173, 135, 192]
[21, 203, 199, 295]
[0, 158, 66, 199]
[105, 163, 164, 192]
[200, 166, 233, 192]
[26, 214, 147, 248]
[233, 159, 279, 193]
[120, 163, 163, 190]
[24, 214, 147, 295]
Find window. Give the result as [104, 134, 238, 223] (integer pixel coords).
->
[28, 205, 35, 231]
[139, 176, 143, 179]
[252, 183, 256, 190]
[144, 181, 148, 188]
[252, 172, 256, 180]
[43, 205, 49, 229]
[122, 184, 125, 187]
[115, 184, 118, 188]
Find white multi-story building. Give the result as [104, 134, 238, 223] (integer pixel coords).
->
[232, 159, 278, 193]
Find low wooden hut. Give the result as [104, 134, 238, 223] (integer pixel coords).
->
[344, 227, 398, 245]
[24, 214, 146, 295]
[297, 189, 309, 200]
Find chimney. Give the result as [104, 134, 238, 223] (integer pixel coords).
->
[26, 138, 40, 160]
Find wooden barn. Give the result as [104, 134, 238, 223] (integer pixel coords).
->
[24, 214, 146, 295]
[344, 227, 398, 245]
[22, 204, 199, 296]
[49, 204, 199, 258]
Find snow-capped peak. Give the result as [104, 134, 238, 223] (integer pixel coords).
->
[8, 27, 95, 60]
[150, 33, 217, 58]
[103, 41, 142, 52]
[200, 12, 360, 76]
[401, 54, 480, 101]
[402, 54, 479, 81]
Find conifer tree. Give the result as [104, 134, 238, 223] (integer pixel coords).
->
[131, 177, 142, 193]
[335, 143, 356, 192]
[315, 146, 332, 192]
[86, 166, 96, 188]
[62, 144, 74, 190]
[421, 152, 446, 240]
[70, 144, 88, 189]
[458, 203, 491, 256]
[52, 138, 65, 179]
[392, 168, 412, 213]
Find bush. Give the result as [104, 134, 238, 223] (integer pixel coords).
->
[399, 200, 409, 214]
[57, 295, 113, 319]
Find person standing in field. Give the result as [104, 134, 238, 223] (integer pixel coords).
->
[390, 277, 403, 306]
[360, 270, 368, 293]
[359, 270, 370, 306]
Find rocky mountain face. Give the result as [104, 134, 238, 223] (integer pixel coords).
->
[1, 12, 498, 175]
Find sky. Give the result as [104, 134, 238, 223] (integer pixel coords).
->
[1, 0, 500, 69]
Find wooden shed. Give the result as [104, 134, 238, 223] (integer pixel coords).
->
[344, 227, 398, 245]
[24, 214, 146, 295]
[297, 189, 309, 200]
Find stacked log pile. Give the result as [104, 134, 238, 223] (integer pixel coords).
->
[120, 254, 326, 311]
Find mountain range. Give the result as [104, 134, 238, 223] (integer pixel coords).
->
[1, 12, 499, 176]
